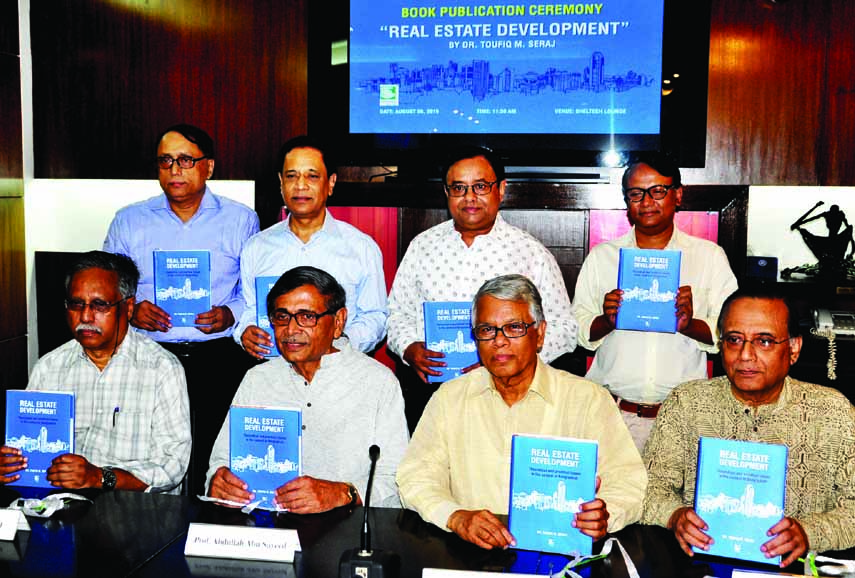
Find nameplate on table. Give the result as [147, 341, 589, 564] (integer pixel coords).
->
[423, 570, 535, 577]
[184, 523, 301, 562]
[0, 509, 29, 541]
[185, 555, 297, 577]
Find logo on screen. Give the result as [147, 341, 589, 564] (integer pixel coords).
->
[379, 84, 399, 106]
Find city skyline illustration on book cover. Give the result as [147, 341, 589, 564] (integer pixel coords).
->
[694, 436, 788, 565]
[255, 275, 281, 359]
[153, 250, 211, 327]
[508, 434, 597, 556]
[5, 390, 75, 488]
[230, 405, 301, 510]
[423, 301, 479, 383]
[615, 247, 681, 333]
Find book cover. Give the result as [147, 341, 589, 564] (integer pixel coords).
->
[615, 248, 682, 333]
[423, 301, 479, 384]
[153, 250, 212, 327]
[694, 437, 788, 565]
[255, 276, 281, 358]
[508, 434, 598, 556]
[4, 390, 75, 488]
[229, 406, 301, 510]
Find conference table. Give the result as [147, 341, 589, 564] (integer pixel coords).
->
[0, 488, 850, 577]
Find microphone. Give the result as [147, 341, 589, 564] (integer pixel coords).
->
[338, 445, 400, 578]
[360, 444, 381, 553]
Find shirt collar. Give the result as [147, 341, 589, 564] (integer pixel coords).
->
[445, 213, 506, 242]
[150, 186, 217, 218]
[69, 328, 138, 371]
[628, 223, 684, 250]
[725, 375, 792, 414]
[282, 209, 337, 243]
[470, 356, 553, 405]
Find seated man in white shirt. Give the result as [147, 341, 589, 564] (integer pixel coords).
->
[207, 266, 408, 512]
[396, 274, 646, 549]
[0, 251, 191, 493]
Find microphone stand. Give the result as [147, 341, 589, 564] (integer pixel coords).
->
[338, 445, 400, 578]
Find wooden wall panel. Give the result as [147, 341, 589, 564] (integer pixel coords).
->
[703, 0, 825, 185]
[0, 198, 26, 341]
[0, 55, 23, 189]
[30, 0, 308, 182]
[821, 0, 855, 185]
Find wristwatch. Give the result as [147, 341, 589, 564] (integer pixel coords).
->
[101, 466, 117, 491]
[345, 483, 359, 508]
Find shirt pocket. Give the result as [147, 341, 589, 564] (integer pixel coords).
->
[101, 409, 152, 463]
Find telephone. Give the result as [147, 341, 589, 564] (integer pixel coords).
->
[814, 309, 855, 336]
[810, 309, 855, 381]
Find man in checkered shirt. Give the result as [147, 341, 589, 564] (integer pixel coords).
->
[0, 251, 191, 493]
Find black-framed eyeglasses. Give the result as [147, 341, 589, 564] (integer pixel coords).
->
[65, 297, 129, 315]
[473, 321, 537, 341]
[156, 155, 208, 170]
[719, 334, 791, 352]
[270, 308, 334, 328]
[623, 184, 678, 203]
[444, 181, 498, 197]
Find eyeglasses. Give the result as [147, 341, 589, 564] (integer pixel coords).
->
[473, 321, 537, 341]
[444, 181, 498, 197]
[270, 308, 334, 328]
[720, 334, 791, 352]
[65, 297, 128, 315]
[156, 155, 208, 170]
[623, 184, 678, 203]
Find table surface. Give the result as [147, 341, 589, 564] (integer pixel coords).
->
[1, 489, 851, 578]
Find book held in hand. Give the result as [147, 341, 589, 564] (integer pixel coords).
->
[423, 301, 479, 383]
[229, 405, 302, 510]
[615, 248, 681, 333]
[153, 250, 212, 327]
[694, 437, 788, 565]
[255, 276, 281, 358]
[5, 390, 75, 488]
[508, 434, 598, 556]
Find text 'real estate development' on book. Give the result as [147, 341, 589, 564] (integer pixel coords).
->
[5, 390, 75, 488]
[694, 436, 788, 565]
[229, 405, 302, 510]
[423, 301, 479, 384]
[153, 250, 211, 327]
[508, 434, 598, 556]
[255, 275, 281, 359]
[615, 248, 681, 333]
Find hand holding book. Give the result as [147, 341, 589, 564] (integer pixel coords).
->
[132, 300, 172, 332]
[447, 509, 516, 550]
[0, 446, 26, 483]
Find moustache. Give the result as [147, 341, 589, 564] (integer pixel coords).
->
[75, 323, 102, 335]
[279, 337, 308, 345]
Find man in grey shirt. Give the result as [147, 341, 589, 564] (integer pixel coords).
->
[206, 266, 408, 512]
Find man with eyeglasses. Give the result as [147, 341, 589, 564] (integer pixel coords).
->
[572, 153, 738, 451]
[206, 266, 408, 512]
[0, 251, 191, 493]
[641, 287, 855, 568]
[387, 146, 577, 430]
[235, 135, 387, 358]
[103, 124, 259, 495]
[397, 274, 644, 549]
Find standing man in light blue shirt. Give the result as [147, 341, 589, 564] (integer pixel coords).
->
[104, 124, 259, 495]
[237, 136, 387, 357]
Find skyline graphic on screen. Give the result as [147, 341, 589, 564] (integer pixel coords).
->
[349, 0, 665, 135]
